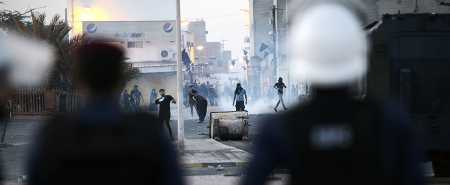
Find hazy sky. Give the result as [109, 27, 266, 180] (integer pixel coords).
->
[1, 0, 249, 59]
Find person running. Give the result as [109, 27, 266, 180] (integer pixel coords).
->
[274, 77, 287, 112]
[155, 89, 176, 140]
[233, 83, 248, 111]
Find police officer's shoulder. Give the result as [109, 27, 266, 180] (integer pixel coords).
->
[359, 97, 411, 130]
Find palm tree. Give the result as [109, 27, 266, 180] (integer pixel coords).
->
[4, 12, 139, 88]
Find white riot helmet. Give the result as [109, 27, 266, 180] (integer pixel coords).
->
[289, 3, 369, 87]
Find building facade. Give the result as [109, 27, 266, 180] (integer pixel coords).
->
[249, 0, 450, 98]
[82, 21, 178, 106]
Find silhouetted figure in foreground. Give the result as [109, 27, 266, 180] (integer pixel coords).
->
[28, 40, 183, 185]
[243, 3, 424, 185]
[191, 90, 208, 123]
[155, 89, 176, 140]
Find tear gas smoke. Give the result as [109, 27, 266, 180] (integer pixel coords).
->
[0, 32, 55, 87]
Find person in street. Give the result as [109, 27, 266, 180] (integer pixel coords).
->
[207, 82, 214, 106]
[149, 88, 158, 112]
[155, 89, 176, 140]
[188, 85, 196, 117]
[27, 39, 184, 185]
[191, 89, 208, 123]
[273, 77, 287, 112]
[130, 85, 143, 112]
[121, 89, 131, 112]
[242, 3, 424, 185]
[233, 83, 247, 111]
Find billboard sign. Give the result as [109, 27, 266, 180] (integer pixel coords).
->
[83, 21, 176, 63]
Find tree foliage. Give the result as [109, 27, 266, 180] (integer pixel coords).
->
[0, 7, 139, 88]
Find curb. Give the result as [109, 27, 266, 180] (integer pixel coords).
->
[183, 161, 248, 169]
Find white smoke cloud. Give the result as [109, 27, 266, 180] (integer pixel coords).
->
[0, 32, 55, 87]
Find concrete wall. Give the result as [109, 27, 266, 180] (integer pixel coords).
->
[83, 21, 177, 63]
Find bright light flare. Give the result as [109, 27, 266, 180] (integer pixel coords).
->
[196, 45, 204, 51]
[73, 7, 109, 35]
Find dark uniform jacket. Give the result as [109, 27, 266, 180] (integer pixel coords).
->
[242, 90, 424, 185]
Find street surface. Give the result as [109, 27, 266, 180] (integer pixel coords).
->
[0, 112, 284, 185]
[2, 113, 449, 185]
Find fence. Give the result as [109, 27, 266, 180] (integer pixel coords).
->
[11, 88, 81, 115]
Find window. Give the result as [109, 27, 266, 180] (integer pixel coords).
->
[127, 41, 144, 48]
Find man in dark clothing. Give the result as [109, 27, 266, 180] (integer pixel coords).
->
[27, 40, 184, 185]
[155, 89, 176, 140]
[191, 90, 208, 123]
[233, 83, 248, 111]
[243, 3, 424, 185]
[273, 77, 287, 112]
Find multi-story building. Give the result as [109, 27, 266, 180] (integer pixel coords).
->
[82, 21, 178, 105]
[185, 20, 230, 79]
[249, 0, 450, 98]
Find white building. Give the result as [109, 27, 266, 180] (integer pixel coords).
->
[82, 21, 179, 105]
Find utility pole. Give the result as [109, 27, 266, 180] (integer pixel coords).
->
[272, 2, 279, 81]
[176, 0, 185, 148]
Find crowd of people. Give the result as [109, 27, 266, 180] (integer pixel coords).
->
[0, 2, 428, 185]
[184, 81, 218, 107]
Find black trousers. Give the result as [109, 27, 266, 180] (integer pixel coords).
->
[235, 101, 245, 111]
[195, 104, 207, 122]
[160, 118, 173, 140]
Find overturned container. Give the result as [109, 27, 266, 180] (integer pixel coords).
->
[209, 111, 249, 141]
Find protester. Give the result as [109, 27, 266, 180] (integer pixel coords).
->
[155, 89, 176, 140]
[242, 3, 424, 185]
[191, 89, 208, 123]
[188, 85, 196, 117]
[273, 77, 287, 112]
[27, 39, 183, 185]
[233, 83, 247, 111]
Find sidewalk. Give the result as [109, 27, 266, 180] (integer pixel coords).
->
[182, 139, 250, 169]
